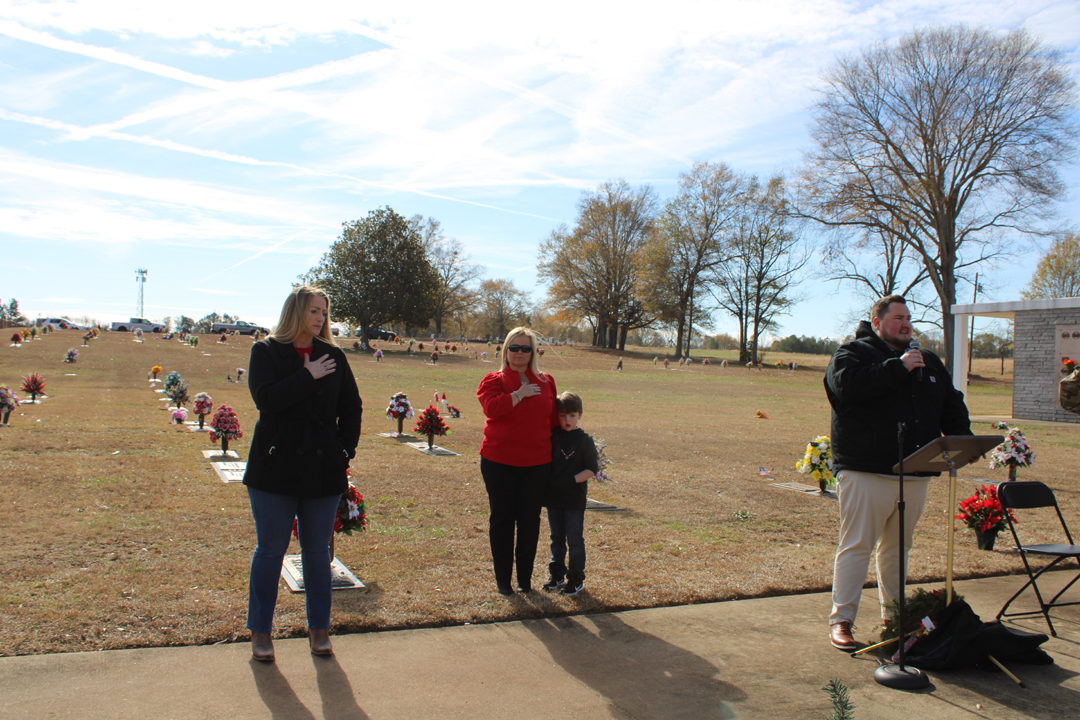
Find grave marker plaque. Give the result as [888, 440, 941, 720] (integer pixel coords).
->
[281, 554, 365, 592]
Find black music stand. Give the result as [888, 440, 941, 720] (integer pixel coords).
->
[874, 434, 1002, 690]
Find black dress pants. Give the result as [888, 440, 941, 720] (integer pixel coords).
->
[480, 457, 550, 588]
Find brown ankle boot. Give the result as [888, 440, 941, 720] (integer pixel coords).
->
[251, 631, 275, 662]
[309, 627, 333, 656]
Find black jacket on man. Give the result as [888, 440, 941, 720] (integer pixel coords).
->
[824, 322, 971, 476]
[544, 428, 600, 511]
[242, 336, 363, 498]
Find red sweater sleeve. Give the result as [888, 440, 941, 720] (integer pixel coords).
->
[477, 369, 557, 466]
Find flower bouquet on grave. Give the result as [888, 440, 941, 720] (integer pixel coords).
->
[166, 379, 189, 409]
[81, 332, 92, 346]
[989, 421, 1034, 482]
[335, 476, 367, 535]
[134, 328, 143, 342]
[208, 404, 243, 454]
[413, 405, 449, 449]
[64, 348, 78, 363]
[0, 385, 20, 425]
[149, 365, 163, 383]
[170, 406, 189, 426]
[796, 434, 835, 493]
[236, 367, 245, 383]
[291, 471, 367, 561]
[21, 329, 30, 341]
[20, 373, 45, 404]
[10, 332, 21, 347]
[374, 349, 383, 362]
[956, 484, 1015, 551]
[193, 392, 213, 429]
[593, 438, 612, 484]
[446, 404, 461, 419]
[163, 371, 182, 394]
[385, 392, 414, 436]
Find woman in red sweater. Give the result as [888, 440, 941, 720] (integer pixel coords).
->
[477, 327, 558, 595]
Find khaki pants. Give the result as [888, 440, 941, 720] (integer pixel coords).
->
[829, 469, 930, 626]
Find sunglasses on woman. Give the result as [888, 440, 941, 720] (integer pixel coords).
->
[507, 344, 533, 354]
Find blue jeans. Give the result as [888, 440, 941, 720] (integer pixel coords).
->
[547, 507, 586, 581]
[247, 487, 340, 633]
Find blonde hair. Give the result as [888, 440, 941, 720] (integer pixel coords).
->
[269, 285, 337, 346]
[500, 326, 544, 378]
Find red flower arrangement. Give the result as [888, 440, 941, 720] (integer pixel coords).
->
[193, 392, 213, 429]
[208, 404, 243, 450]
[414, 404, 449, 437]
[956, 484, 1016, 534]
[292, 472, 367, 538]
[20, 373, 45, 403]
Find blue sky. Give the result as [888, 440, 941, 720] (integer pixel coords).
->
[2, 1, 1078, 340]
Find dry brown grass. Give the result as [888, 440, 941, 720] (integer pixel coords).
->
[0, 331, 1069, 657]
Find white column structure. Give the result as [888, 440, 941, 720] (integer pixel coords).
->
[951, 313, 970, 398]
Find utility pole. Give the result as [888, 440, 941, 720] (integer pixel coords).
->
[136, 269, 148, 317]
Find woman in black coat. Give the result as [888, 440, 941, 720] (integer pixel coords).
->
[243, 286, 362, 661]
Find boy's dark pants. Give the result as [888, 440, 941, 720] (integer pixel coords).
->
[547, 507, 586, 583]
[481, 458, 549, 588]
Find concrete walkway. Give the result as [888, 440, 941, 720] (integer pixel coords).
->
[2, 574, 1078, 720]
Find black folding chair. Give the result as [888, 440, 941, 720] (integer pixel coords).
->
[996, 481, 1080, 636]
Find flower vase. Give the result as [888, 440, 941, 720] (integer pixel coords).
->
[1, 410, 9, 425]
[221, 436, 230, 454]
[396, 416, 404, 435]
[975, 529, 999, 551]
[1008, 466, 1017, 482]
[198, 415, 205, 430]
[819, 478, 827, 493]
[427, 432, 435, 449]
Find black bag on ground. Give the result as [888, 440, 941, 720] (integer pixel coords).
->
[903, 599, 1053, 671]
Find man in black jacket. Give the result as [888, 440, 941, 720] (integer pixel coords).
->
[824, 296, 971, 650]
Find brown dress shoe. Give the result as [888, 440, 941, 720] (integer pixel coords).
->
[251, 631, 275, 662]
[309, 627, 334, 656]
[829, 621, 856, 650]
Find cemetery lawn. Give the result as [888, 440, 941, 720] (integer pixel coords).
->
[2, 331, 1071, 657]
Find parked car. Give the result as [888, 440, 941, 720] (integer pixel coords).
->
[210, 320, 270, 335]
[40, 318, 77, 330]
[111, 318, 166, 333]
[358, 327, 395, 341]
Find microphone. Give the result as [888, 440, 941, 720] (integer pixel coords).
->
[909, 339, 922, 382]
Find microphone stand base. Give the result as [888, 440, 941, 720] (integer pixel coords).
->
[874, 663, 929, 689]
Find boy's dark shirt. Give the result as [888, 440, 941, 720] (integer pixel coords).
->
[545, 427, 600, 511]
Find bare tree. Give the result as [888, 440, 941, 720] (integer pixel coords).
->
[647, 162, 742, 359]
[538, 180, 657, 350]
[799, 25, 1077, 368]
[821, 224, 936, 329]
[475, 278, 529, 339]
[1022, 232, 1080, 299]
[407, 215, 484, 337]
[710, 176, 808, 363]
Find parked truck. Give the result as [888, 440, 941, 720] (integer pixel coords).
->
[211, 320, 269, 335]
[110, 317, 166, 333]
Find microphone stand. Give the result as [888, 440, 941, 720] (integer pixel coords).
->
[874, 422, 929, 689]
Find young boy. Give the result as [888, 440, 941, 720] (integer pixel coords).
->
[543, 392, 599, 595]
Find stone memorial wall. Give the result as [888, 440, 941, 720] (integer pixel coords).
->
[1013, 309, 1080, 423]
